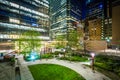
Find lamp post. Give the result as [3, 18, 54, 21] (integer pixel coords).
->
[91, 53, 95, 73]
[116, 48, 118, 55]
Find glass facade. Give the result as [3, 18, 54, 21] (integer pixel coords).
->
[86, 0, 104, 19]
[0, 0, 50, 43]
[86, 0, 112, 40]
[49, 0, 82, 40]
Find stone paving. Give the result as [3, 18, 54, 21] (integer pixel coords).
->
[18, 56, 34, 80]
[0, 62, 15, 80]
[18, 55, 111, 80]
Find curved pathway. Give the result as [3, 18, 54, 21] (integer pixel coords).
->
[18, 56, 111, 80]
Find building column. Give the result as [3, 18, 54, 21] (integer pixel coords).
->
[112, 5, 120, 44]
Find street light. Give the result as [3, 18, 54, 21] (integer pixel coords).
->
[116, 48, 118, 55]
[91, 53, 95, 73]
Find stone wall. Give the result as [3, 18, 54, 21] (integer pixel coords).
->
[85, 40, 107, 52]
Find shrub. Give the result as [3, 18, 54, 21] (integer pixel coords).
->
[53, 51, 60, 55]
[59, 56, 88, 62]
[95, 54, 120, 77]
[41, 54, 53, 59]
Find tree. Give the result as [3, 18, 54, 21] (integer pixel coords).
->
[67, 30, 77, 48]
[67, 29, 82, 50]
[55, 35, 66, 49]
[64, 28, 84, 57]
[17, 30, 41, 56]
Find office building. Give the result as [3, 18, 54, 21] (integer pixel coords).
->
[0, 0, 50, 50]
[88, 18, 102, 40]
[112, 0, 120, 45]
[85, 0, 112, 41]
[49, 0, 82, 40]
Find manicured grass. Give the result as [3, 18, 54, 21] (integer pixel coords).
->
[28, 64, 85, 80]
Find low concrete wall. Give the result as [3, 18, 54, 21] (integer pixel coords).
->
[85, 40, 107, 52]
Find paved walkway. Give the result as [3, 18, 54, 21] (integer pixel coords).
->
[0, 62, 15, 80]
[18, 55, 111, 80]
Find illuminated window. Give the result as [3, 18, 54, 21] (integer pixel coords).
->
[10, 2, 19, 8]
[10, 9, 19, 13]
[9, 18, 20, 24]
[43, 0, 49, 4]
[20, 6, 31, 12]
[0, 0, 9, 6]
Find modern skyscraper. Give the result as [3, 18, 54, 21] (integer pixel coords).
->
[85, 0, 112, 41]
[0, 0, 50, 49]
[49, 0, 82, 40]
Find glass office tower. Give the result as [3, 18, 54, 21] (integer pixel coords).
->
[0, 0, 50, 49]
[85, 0, 112, 41]
[49, 0, 82, 40]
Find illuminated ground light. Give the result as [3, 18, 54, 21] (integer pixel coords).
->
[25, 51, 40, 61]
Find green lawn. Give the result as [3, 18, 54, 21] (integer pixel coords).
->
[28, 64, 85, 80]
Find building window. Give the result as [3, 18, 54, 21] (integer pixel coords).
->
[9, 18, 20, 24]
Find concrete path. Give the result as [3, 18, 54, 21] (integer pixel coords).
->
[18, 56, 34, 80]
[18, 55, 111, 80]
[0, 62, 15, 80]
